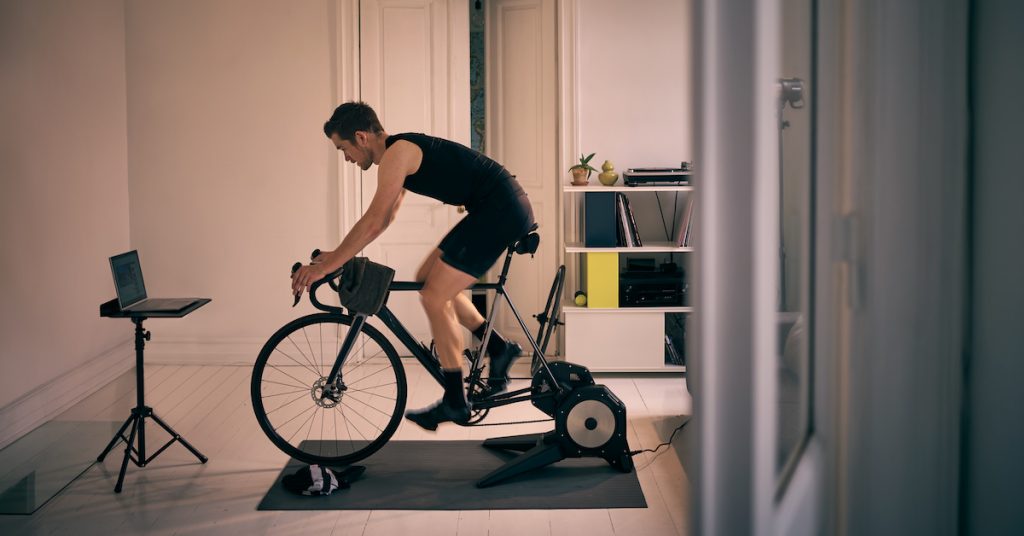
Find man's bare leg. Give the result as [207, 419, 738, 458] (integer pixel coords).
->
[405, 258, 477, 431]
[417, 249, 485, 331]
[414, 249, 521, 391]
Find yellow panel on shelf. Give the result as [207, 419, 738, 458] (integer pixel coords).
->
[585, 252, 618, 308]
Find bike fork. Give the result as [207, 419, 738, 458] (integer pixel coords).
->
[321, 313, 368, 397]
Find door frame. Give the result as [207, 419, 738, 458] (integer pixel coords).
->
[691, 0, 833, 533]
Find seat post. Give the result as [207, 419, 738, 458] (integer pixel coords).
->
[495, 248, 515, 286]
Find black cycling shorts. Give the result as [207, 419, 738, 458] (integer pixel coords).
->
[438, 193, 535, 278]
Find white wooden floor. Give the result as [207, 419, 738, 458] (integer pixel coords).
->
[0, 362, 692, 536]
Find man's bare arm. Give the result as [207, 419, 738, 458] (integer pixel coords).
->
[317, 141, 416, 273]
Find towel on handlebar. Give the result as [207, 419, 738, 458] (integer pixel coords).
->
[338, 257, 395, 315]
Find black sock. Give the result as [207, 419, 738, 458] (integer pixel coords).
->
[442, 369, 466, 406]
[472, 322, 508, 357]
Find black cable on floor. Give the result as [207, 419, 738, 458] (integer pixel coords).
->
[628, 417, 690, 457]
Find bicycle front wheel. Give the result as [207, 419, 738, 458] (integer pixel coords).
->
[251, 313, 407, 465]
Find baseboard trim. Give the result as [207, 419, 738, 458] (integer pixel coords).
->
[0, 341, 134, 450]
[144, 339, 265, 366]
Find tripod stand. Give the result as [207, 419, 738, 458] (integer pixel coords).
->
[98, 300, 210, 492]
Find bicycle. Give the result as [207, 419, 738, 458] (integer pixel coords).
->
[251, 226, 634, 487]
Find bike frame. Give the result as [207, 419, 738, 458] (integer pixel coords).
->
[311, 248, 566, 411]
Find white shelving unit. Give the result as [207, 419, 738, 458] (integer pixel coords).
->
[562, 181, 693, 373]
[565, 242, 694, 253]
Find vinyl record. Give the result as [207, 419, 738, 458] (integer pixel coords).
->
[565, 399, 616, 449]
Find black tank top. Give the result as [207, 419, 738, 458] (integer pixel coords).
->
[385, 133, 525, 212]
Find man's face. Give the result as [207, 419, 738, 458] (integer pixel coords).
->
[331, 132, 373, 170]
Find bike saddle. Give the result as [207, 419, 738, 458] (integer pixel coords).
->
[511, 223, 540, 255]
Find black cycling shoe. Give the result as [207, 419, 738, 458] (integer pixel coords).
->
[486, 342, 523, 393]
[404, 398, 471, 431]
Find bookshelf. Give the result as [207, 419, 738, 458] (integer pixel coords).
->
[562, 180, 693, 373]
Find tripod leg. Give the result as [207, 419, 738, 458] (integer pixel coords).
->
[97, 414, 134, 463]
[115, 415, 139, 493]
[150, 411, 208, 463]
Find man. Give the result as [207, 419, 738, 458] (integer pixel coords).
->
[291, 101, 534, 430]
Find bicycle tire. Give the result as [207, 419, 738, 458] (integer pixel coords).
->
[251, 313, 407, 465]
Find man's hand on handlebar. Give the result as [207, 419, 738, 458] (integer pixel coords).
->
[291, 262, 331, 297]
[291, 248, 330, 298]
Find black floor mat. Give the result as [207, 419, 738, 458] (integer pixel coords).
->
[257, 440, 646, 510]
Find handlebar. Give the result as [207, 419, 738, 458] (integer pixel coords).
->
[290, 249, 344, 309]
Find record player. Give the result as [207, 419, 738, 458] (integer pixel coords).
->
[623, 162, 692, 186]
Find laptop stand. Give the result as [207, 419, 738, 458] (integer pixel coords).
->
[98, 298, 211, 493]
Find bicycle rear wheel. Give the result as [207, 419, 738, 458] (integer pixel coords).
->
[251, 313, 407, 465]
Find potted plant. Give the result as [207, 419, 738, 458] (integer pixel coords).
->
[569, 153, 598, 186]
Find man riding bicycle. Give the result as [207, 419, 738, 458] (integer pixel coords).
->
[291, 101, 535, 431]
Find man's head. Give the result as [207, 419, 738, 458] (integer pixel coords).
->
[324, 102, 385, 170]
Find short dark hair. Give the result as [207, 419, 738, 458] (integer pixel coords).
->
[323, 101, 384, 141]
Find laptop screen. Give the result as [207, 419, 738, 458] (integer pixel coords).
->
[110, 251, 147, 308]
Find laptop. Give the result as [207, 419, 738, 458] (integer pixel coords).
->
[109, 250, 200, 313]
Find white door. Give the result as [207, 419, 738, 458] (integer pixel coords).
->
[358, 0, 470, 351]
[484, 0, 557, 354]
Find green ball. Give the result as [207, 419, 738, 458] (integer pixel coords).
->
[574, 291, 587, 306]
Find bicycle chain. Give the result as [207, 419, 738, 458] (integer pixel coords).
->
[467, 417, 553, 427]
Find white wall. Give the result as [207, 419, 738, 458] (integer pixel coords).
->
[964, 0, 1024, 533]
[0, 0, 132, 442]
[578, 0, 690, 168]
[576, 0, 691, 251]
[124, 0, 340, 361]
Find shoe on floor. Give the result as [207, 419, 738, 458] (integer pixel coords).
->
[486, 342, 522, 393]
[404, 398, 471, 431]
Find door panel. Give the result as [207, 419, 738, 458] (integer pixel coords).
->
[485, 0, 557, 353]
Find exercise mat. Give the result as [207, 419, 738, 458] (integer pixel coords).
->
[257, 440, 646, 510]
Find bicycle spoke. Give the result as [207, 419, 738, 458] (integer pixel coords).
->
[271, 347, 321, 378]
[266, 363, 315, 391]
[286, 334, 322, 376]
[261, 388, 308, 398]
[339, 399, 384, 435]
[346, 385, 398, 401]
[261, 378, 309, 390]
[345, 364, 396, 388]
[338, 403, 371, 442]
[315, 407, 323, 457]
[344, 390, 396, 420]
[347, 380, 398, 392]
[333, 404, 341, 458]
[264, 392, 309, 416]
[301, 325, 318, 374]
[286, 405, 320, 444]
[275, 403, 316, 436]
